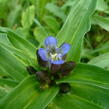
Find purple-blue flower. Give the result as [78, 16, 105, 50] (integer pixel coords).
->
[38, 36, 70, 65]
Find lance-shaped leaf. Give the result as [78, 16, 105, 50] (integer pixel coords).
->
[0, 76, 59, 109]
[54, 64, 109, 109]
[46, 3, 66, 22]
[96, 0, 108, 11]
[0, 27, 36, 59]
[0, 27, 37, 66]
[56, 0, 96, 62]
[0, 78, 18, 88]
[0, 44, 28, 81]
[88, 52, 109, 69]
[92, 15, 109, 32]
[21, 5, 35, 28]
[35, 0, 50, 20]
[0, 78, 18, 99]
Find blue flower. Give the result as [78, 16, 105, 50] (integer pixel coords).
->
[38, 36, 70, 65]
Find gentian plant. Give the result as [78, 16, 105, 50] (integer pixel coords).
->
[27, 36, 75, 91]
[0, 0, 109, 109]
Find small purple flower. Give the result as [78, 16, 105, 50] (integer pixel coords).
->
[38, 36, 70, 65]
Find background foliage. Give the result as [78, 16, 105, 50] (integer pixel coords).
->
[0, 0, 109, 109]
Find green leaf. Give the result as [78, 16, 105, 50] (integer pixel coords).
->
[35, 0, 50, 20]
[0, 43, 28, 81]
[56, 0, 96, 62]
[43, 16, 60, 33]
[88, 52, 109, 69]
[21, 5, 35, 28]
[0, 87, 8, 99]
[58, 63, 109, 87]
[34, 26, 55, 45]
[46, 3, 66, 22]
[92, 15, 109, 31]
[0, 0, 9, 19]
[0, 27, 36, 66]
[96, 0, 108, 11]
[0, 33, 13, 46]
[55, 64, 109, 109]
[0, 76, 59, 109]
[0, 32, 36, 67]
[89, 41, 109, 54]
[25, 87, 58, 109]
[34, 27, 48, 43]
[7, 5, 22, 27]
[48, 93, 102, 109]
[0, 66, 9, 77]
[34, 18, 50, 45]
[2, 44, 36, 67]
[61, 0, 75, 10]
[0, 78, 18, 88]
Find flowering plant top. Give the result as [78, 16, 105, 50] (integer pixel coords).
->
[38, 36, 70, 65]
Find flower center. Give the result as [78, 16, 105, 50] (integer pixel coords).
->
[46, 47, 62, 61]
[50, 53, 62, 61]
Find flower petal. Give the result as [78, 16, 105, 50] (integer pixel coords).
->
[44, 36, 57, 48]
[57, 43, 71, 56]
[38, 48, 48, 61]
[51, 60, 64, 64]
